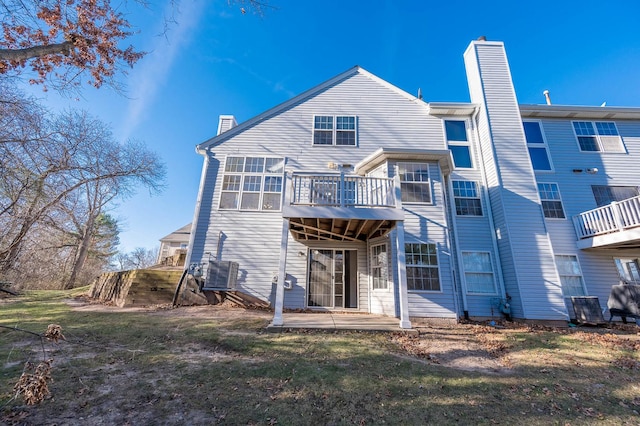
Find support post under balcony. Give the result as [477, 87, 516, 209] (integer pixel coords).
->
[393, 172, 411, 329]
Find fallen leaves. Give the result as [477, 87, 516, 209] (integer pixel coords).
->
[13, 360, 53, 405]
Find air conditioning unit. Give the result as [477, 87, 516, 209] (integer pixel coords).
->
[203, 261, 239, 290]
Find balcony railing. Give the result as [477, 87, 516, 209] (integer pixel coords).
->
[573, 195, 640, 239]
[290, 173, 396, 208]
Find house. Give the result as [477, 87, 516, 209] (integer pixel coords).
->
[158, 223, 191, 266]
[186, 38, 640, 328]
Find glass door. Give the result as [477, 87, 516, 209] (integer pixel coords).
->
[307, 249, 356, 309]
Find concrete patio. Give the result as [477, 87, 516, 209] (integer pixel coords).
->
[266, 312, 417, 334]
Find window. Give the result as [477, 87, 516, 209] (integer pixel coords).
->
[445, 120, 472, 168]
[405, 243, 440, 291]
[537, 183, 565, 219]
[523, 121, 552, 171]
[313, 115, 356, 146]
[452, 180, 482, 216]
[615, 258, 640, 284]
[573, 121, 625, 153]
[555, 255, 586, 297]
[220, 156, 284, 211]
[371, 243, 388, 290]
[398, 163, 431, 203]
[592, 185, 639, 207]
[462, 252, 497, 294]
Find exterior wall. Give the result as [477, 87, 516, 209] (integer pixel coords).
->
[388, 162, 458, 318]
[464, 41, 567, 320]
[534, 117, 640, 318]
[189, 39, 640, 322]
[191, 71, 452, 311]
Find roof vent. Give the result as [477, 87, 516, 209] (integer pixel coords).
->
[543, 90, 552, 105]
[477, 35, 487, 41]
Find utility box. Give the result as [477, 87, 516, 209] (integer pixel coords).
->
[204, 261, 239, 290]
[607, 284, 640, 322]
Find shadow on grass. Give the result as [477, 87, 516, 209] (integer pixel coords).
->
[1, 292, 639, 425]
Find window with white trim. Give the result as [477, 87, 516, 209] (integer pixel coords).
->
[462, 252, 497, 294]
[537, 183, 565, 219]
[614, 258, 640, 284]
[398, 162, 431, 203]
[592, 185, 639, 207]
[555, 255, 587, 297]
[405, 243, 440, 291]
[445, 120, 472, 168]
[452, 180, 482, 216]
[371, 243, 388, 290]
[313, 115, 357, 145]
[523, 121, 552, 171]
[219, 156, 284, 211]
[573, 121, 626, 153]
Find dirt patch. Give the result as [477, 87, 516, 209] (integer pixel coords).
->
[64, 297, 513, 374]
[390, 323, 512, 374]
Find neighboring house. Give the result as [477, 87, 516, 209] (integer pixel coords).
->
[186, 38, 640, 328]
[158, 223, 191, 266]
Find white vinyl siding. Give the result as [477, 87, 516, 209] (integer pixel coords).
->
[537, 183, 566, 219]
[555, 255, 587, 297]
[219, 156, 284, 211]
[313, 115, 357, 146]
[398, 162, 431, 203]
[573, 121, 626, 153]
[462, 251, 497, 294]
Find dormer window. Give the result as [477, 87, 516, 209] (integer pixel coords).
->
[313, 115, 357, 146]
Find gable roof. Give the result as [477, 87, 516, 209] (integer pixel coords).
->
[159, 223, 191, 243]
[196, 66, 428, 152]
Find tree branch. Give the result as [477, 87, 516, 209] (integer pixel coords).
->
[0, 41, 75, 63]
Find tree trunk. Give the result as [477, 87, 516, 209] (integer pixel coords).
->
[65, 213, 97, 289]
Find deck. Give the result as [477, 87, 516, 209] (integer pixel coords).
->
[573, 195, 640, 249]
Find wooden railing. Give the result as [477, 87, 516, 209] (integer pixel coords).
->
[573, 195, 640, 239]
[290, 173, 396, 208]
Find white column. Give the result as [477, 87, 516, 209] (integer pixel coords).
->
[393, 172, 411, 329]
[271, 218, 289, 326]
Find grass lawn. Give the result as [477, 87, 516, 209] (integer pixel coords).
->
[1, 290, 639, 425]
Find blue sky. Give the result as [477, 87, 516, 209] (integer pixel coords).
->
[25, 0, 640, 252]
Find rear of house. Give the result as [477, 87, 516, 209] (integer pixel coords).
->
[186, 38, 640, 327]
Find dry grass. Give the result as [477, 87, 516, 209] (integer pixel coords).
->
[1, 290, 639, 425]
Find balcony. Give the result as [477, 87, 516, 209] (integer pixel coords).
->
[282, 173, 404, 242]
[573, 195, 640, 249]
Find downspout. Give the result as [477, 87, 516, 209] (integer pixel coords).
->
[470, 107, 508, 302]
[184, 147, 210, 267]
[442, 173, 466, 319]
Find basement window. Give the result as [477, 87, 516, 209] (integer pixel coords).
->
[555, 255, 587, 297]
[219, 156, 284, 211]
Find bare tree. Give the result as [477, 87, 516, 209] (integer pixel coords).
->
[0, 88, 165, 288]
